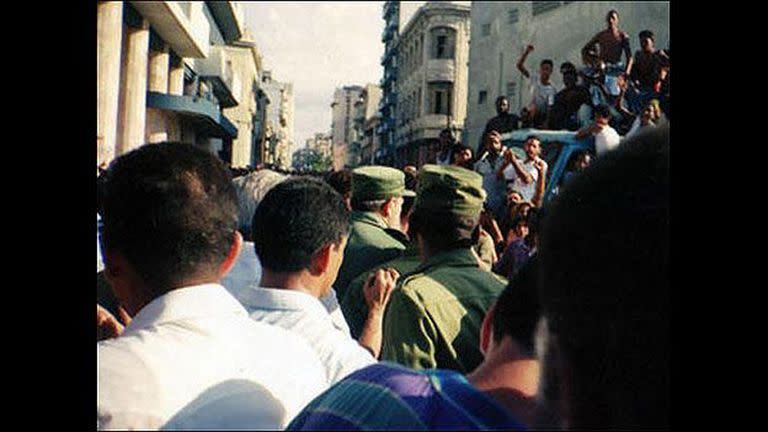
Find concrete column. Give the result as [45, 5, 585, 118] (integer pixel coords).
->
[168, 55, 185, 95]
[97, 1, 123, 167]
[117, 19, 149, 155]
[148, 44, 169, 93]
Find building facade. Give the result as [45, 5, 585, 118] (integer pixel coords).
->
[260, 70, 294, 170]
[97, 1, 256, 167]
[330, 86, 364, 170]
[464, 1, 670, 149]
[222, 28, 266, 167]
[394, 1, 470, 168]
[352, 84, 382, 167]
[376, 1, 399, 166]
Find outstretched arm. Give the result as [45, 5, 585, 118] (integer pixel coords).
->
[517, 44, 534, 78]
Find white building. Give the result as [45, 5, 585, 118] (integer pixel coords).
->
[330, 86, 365, 170]
[394, 1, 470, 167]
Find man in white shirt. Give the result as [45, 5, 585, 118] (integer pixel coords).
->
[500, 135, 547, 203]
[517, 44, 559, 128]
[246, 177, 396, 385]
[576, 104, 621, 155]
[97, 142, 327, 430]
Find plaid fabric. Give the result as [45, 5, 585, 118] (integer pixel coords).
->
[288, 362, 525, 430]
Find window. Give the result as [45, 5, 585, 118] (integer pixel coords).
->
[481, 23, 491, 37]
[506, 82, 517, 99]
[431, 27, 456, 59]
[532, 1, 561, 16]
[478, 90, 488, 105]
[508, 9, 519, 24]
[429, 82, 453, 115]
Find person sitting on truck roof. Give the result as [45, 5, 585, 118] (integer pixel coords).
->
[550, 62, 592, 131]
[517, 44, 558, 129]
[576, 104, 621, 156]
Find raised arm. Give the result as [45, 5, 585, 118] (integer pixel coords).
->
[621, 32, 633, 74]
[509, 151, 534, 185]
[531, 158, 548, 208]
[517, 44, 534, 78]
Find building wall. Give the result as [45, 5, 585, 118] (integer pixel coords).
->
[464, 1, 670, 148]
[330, 86, 364, 170]
[395, 2, 470, 166]
[261, 71, 294, 169]
[222, 38, 261, 167]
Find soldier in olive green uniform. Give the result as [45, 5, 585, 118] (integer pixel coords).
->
[341, 243, 421, 339]
[380, 165, 507, 373]
[334, 166, 415, 302]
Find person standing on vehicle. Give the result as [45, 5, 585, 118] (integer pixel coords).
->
[517, 45, 558, 129]
[629, 30, 669, 113]
[581, 9, 632, 74]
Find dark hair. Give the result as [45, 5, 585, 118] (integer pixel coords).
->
[606, 9, 619, 21]
[452, 143, 472, 157]
[325, 169, 352, 197]
[540, 59, 554, 68]
[593, 104, 612, 119]
[492, 255, 540, 354]
[100, 142, 238, 292]
[410, 209, 478, 250]
[560, 61, 576, 73]
[252, 177, 350, 273]
[539, 127, 669, 428]
[495, 96, 508, 106]
[639, 30, 655, 41]
[525, 134, 541, 144]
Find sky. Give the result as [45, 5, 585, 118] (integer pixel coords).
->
[242, 1, 471, 155]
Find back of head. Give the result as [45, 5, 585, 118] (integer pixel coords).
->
[492, 255, 541, 355]
[593, 104, 612, 120]
[410, 165, 486, 250]
[252, 177, 349, 273]
[325, 169, 352, 198]
[101, 142, 238, 293]
[233, 169, 287, 239]
[538, 127, 669, 428]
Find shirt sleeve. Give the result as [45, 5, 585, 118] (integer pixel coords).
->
[380, 286, 438, 370]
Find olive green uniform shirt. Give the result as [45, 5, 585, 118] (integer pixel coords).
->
[334, 211, 407, 301]
[380, 248, 507, 373]
[341, 243, 421, 339]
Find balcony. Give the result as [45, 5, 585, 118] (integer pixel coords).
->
[192, 45, 241, 108]
[205, 1, 244, 43]
[131, 1, 210, 58]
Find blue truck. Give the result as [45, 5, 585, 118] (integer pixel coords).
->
[499, 129, 596, 204]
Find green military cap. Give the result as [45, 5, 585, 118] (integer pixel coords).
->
[415, 164, 486, 217]
[352, 166, 416, 201]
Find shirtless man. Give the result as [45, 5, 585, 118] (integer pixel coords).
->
[581, 10, 632, 74]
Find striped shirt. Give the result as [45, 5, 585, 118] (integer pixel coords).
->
[287, 362, 525, 430]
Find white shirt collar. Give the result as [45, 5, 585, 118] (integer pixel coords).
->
[124, 283, 247, 333]
[240, 286, 331, 320]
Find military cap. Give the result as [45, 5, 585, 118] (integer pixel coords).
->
[352, 166, 416, 201]
[415, 165, 486, 217]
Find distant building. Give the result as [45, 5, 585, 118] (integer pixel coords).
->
[464, 1, 670, 148]
[261, 70, 294, 170]
[330, 85, 364, 170]
[353, 84, 382, 167]
[394, 1, 471, 167]
[377, 1, 400, 166]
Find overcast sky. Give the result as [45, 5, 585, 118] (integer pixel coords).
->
[242, 1, 470, 154]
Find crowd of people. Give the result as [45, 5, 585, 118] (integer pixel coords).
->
[96, 9, 668, 430]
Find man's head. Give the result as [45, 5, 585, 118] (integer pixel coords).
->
[540, 59, 554, 82]
[325, 169, 353, 210]
[100, 142, 240, 313]
[252, 177, 350, 296]
[495, 96, 510, 115]
[507, 189, 524, 206]
[537, 127, 669, 429]
[606, 9, 619, 30]
[351, 166, 415, 231]
[560, 62, 578, 88]
[484, 130, 503, 155]
[452, 143, 474, 168]
[593, 104, 612, 125]
[410, 165, 486, 254]
[574, 151, 592, 171]
[438, 128, 455, 150]
[639, 30, 655, 52]
[524, 135, 542, 160]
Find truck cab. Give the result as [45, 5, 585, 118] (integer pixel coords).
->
[500, 129, 595, 204]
